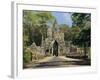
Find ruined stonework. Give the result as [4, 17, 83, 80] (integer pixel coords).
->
[43, 19, 67, 56]
[27, 43, 44, 61]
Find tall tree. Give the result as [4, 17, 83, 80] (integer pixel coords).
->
[59, 24, 72, 41]
[23, 10, 55, 46]
[72, 13, 91, 29]
[36, 12, 55, 39]
[23, 10, 55, 63]
[71, 13, 91, 57]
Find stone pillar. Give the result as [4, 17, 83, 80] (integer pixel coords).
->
[41, 35, 45, 54]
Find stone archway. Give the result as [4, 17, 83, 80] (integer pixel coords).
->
[53, 40, 58, 56]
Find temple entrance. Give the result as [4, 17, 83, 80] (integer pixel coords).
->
[53, 40, 58, 56]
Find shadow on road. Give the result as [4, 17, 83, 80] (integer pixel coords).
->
[34, 60, 90, 67]
[24, 59, 90, 69]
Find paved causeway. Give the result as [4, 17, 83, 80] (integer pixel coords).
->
[38, 56, 82, 63]
[25, 56, 90, 68]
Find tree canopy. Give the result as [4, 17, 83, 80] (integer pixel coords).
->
[23, 10, 55, 47]
[71, 13, 91, 56]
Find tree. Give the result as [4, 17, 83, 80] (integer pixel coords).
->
[71, 13, 91, 57]
[23, 10, 38, 47]
[23, 10, 55, 46]
[72, 27, 90, 57]
[23, 10, 55, 63]
[72, 13, 91, 29]
[71, 26, 80, 40]
[35, 12, 55, 40]
[59, 24, 72, 41]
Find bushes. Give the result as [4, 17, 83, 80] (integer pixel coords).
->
[23, 50, 32, 63]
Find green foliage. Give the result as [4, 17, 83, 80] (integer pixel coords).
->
[23, 10, 55, 64]
[71, 13, 91, 47]
[23, 50, 32, 63]
[36, 12, 54, 22]
[71, 13, 91, 57]
[72, 13, 91, 28]
[59, 24, 72, 41]
[72, 13, 91, 47]
[71, 26, 80, 39]
[72, 28, 90, 47]
[59, 24, 70, 32]
[23, 10, 55, 47]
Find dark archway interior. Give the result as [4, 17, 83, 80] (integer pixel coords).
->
[53, 40, 58, 56]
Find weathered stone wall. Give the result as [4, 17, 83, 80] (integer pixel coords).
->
[27, 43, 44, 61]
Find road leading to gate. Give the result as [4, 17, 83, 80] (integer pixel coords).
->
[23, 56, 90, 68]
[38, 56, 82, 63]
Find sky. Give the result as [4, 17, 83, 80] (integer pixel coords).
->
[52, 12, 73, 27]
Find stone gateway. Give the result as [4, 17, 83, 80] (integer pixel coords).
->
[41, 19, 67, 56]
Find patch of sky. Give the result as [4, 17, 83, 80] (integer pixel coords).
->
[52, 12, 73, 27]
